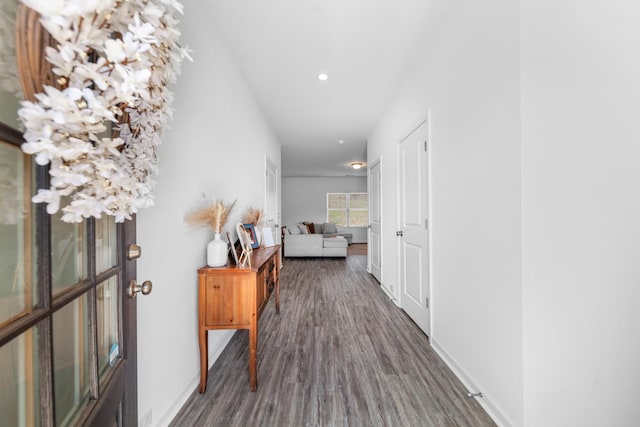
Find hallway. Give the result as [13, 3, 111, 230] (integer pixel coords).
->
[171, 254, 494, 426]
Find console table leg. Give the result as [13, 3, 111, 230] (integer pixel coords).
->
[198, 328, 208, 393]
[249, 323, 258, 391]
[275, 257, 281, 314]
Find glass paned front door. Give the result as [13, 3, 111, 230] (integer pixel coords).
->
[0, 24, 136, 420]
[51, 211, 87, 295]
[53, 295, 90, 426]
[0, 141, 33, 325]
[0, 328, 40, 427]
[97, 276, 120, 378]
[0, 0, 22, 130]
[96, 215, 117, 274]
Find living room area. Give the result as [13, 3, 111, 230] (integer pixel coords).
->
[282, 176, 369, 259]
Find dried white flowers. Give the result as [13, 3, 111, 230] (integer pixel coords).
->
[184, 198, 237, 235]
[18, 0, 191, 222]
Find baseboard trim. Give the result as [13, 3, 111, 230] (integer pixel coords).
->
[380, 282, 397, 304]
[431, 339, 514, 427]
[153, 330, 235, 427]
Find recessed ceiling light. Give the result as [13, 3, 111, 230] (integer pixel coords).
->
[338, 140, 344, 144]
[318, 72, 328, 81]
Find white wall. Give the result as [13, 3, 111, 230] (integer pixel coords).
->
[282, 176, 367, 243]
[521, 1, 640, 426]
[135, 1, 281, 425]
[367, 0, 522, 425]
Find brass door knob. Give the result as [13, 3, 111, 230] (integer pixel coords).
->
[127, 280, 153, 298]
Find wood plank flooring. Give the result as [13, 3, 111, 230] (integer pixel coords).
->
[170, 254, 495, 427]
[347, 243, 367, 256]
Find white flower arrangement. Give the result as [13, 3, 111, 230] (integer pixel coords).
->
[18, 0, 191, 222]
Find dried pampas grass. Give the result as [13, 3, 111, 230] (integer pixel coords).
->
[185, 197, 237, 234]
[242, 207, 263, 226]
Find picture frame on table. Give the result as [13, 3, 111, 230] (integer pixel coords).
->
[260, 227, 275, 247]
[243, 223, 260, 249]
[236, 223, 252, 268]
[226, 231, 239, 265]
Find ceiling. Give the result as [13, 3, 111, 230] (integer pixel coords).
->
[205, 0, 450, 177]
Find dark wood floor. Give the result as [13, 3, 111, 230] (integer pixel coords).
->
[347, 243, 367, 256]
[170, 254, 495, 427]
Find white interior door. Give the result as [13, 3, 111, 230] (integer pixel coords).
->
[369, 159, 382, 283]
[265, 158, 278, 225]
[398, 121, 430, 335]
[265, 157, 279, 244]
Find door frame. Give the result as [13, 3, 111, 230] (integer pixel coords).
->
[367, 157, 383, 284]
[264, 155, 280, 260]
[395, 117, 433, 337]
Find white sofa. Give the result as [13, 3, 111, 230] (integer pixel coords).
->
[297, 222, 353, 243]
[315, 222, 353, 244]
[283, 224, 348, 257]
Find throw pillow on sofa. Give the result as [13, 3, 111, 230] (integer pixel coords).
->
[322, 222, 338, 234]
[297, 224, 309, 234]
[288, 225, 301, 235]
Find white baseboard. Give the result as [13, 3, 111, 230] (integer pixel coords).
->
[380, 283, 398, 305]
[153, 330, 235, 427]
[431, 339, 514, 427]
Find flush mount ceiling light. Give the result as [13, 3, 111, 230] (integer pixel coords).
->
[350, 162, 364, 170]
[318, 72, 329, 81]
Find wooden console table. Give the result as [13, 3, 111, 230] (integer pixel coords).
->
[197, 245, 281, 392]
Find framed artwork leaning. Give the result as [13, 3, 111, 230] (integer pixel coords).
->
[260, 227, 275, 247]
[236, 223, 252, 267]
[226, 231, 239, 265]
[243, 223, 260, 249]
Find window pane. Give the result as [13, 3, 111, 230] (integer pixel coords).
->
[328, 210, 346, 227]
[0, 0, 22, 129]
[0, 141, 34, 325]
[96, 216, 117, 274]
[327, 193, 346, 209]
[349, 210, 369, 227]
[97, 277, 120, 379]
[0, 328, 40, 427]
[54, 295, 90, 426]
[52, 206, 87, 294]
[349, 193, 368, 209]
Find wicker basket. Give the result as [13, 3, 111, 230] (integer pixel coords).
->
[15, 4, 57, 102]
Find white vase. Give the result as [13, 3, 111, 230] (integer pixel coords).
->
[207, 233, 228, 267]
